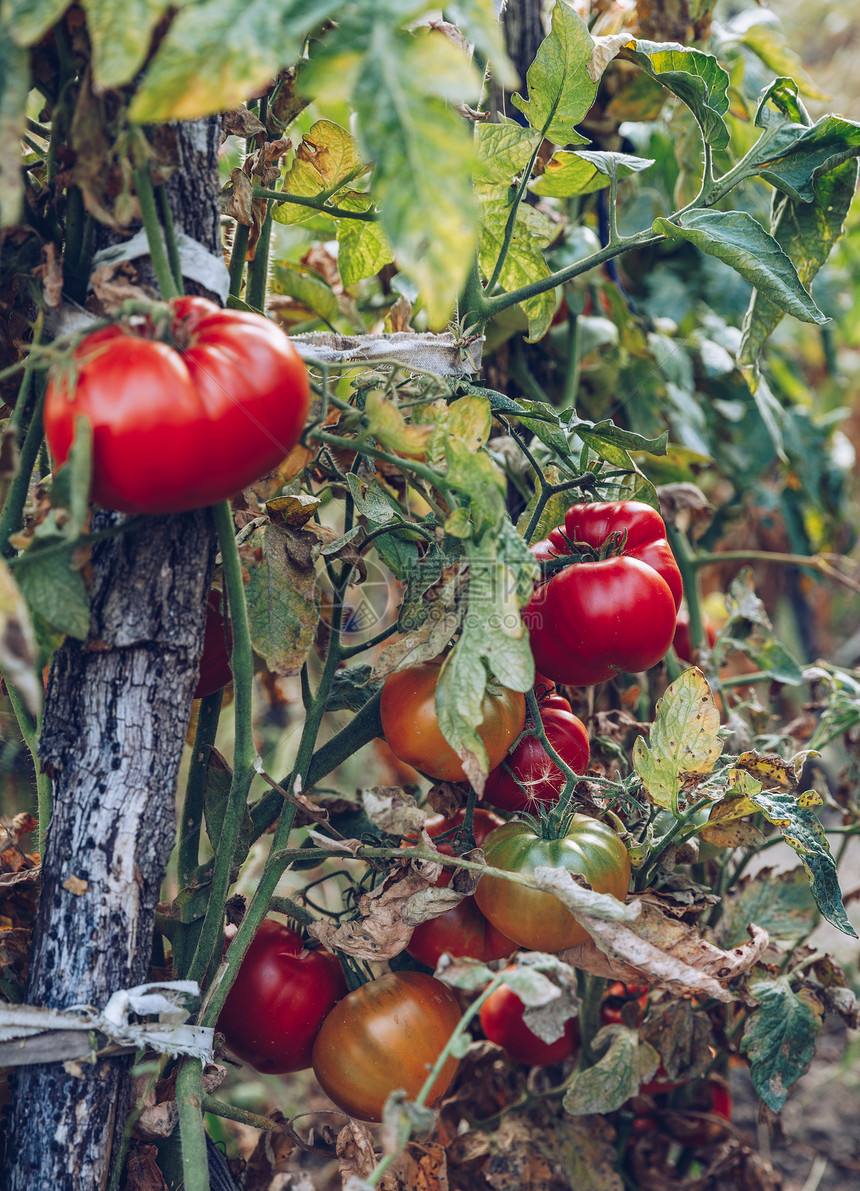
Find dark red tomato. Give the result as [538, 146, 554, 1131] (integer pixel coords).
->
[216, 919, 347, 1074]
[480, 979, 579, 1066]
[44, 297, 310, 514]
[483, 696, 590, 813]
[475, 815, 632, 952]
[380, 662, 525, 783]
[194, 589, 232, 699]
[599, 982, 649, 1028]
[407, 809, 517, 968]
[524, 502, 683, 687]
[311, 971, 462, 1122]
[673, 609, 718, 666]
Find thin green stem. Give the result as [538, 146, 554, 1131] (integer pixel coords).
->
[8, 314, 41, 432]
[228, 224, 250, 298]
[179, 690, 224, 889]
[252, 186, 380, 221]
[176, 1058, 210, 1191]
[156, 185, 185, 297]
[308, 428, 453, 501]
[562, 310, 581, 411]
[132, 166, 180, 300]
[6, 684, 50, 853]
[607, 165, 620, 246]
[186, 502, 257, 988]
[9, 515, 148, 570]
[485, 133, 546, 293]
[0, 384, 45, 558]
[246, 204, 272, 311]
[339, 622, 398, 659]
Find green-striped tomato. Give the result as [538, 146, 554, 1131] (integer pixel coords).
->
[474, 815, 631, 952]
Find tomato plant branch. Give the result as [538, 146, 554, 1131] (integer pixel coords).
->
[246, 203, 272, 311]
[176, 1057, 208, 1191]
[691, 548, 860, 596]
[179, 690, 224, 888]
[5, 683, 50, 853]
[186, 502, 257, 989]
[8, 515, 149, 570]
[308, 427, 454, 502]
[0, 383, 45, 559]
[252, 186, 381, 221]
[155, 184, 184, 297]
[132, 165, 181, 301]
[485, 129, 548, 294]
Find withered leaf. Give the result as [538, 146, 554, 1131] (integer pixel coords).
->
[337, 1119, 377, 1183]
[308, 869, 436, 960]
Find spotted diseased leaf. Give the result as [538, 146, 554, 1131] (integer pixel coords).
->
[242, 522, 319, 676]
[336, 193, 394, 287]
[563, 1026, 659, 1115]
[83, 0, 174, 88]
[640, 999, 713, 1084]
[130, 0, 341, 123]
[353, 22, 480, 327]
[273, 120, 367, 227]
[744, 787, 856, 938]
[740, 973, 823, 1110]
[512, 1, 595, 144]
[533, 150, 654, 198]
[620, 41, 730, 150]
[699, 782, 766, 848]
[720, 867, 817, 950]
[632, 669, 722, 815]
[365, 390, 434, 459]
[653, 210, 826, 326]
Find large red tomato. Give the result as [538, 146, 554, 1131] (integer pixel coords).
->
[475, 815, 631, 952]
[311, 971, 462, 1121]
[380, 662, 525, 783]
[407, 808, 517, 968]
[524, 502, 683, 687]
[216, 920, 346, 1074]
[483, 694, 589, 813]
[480, 978, 580, 1066]
[44, 297, 310, 514]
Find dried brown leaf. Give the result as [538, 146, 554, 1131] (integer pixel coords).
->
[124, 1142, 170, 1190]
[337, 1119, 377, 1184]
[308, 868, 435, 960]
[222, 107, 267, 139]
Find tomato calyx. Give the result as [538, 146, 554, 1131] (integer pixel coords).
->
[538, 526, 631, 580]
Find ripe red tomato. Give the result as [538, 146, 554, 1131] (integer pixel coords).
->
[483, 694, 589, 813]
[407, 808, 517, 968]
[194, 589, 232, 699]
[524, 502, 683, 687]
[216, 920, 347, 1074]
[44, 297, 310, 514]
[380, 662, 525, 783]
[311, 971, 462, 1121]
[475, 815, 631, 952]
[480, 979, 579, 1066]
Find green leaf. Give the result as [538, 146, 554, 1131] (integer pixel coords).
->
[336, 194, 395, 286]
[271, 263, 339, 327]
[243, 523, 319, 676]
[273, 119, 367, 227]
[563, 1026, 659, 1115]
[434, 535, 535, 788]
[621, 41, 730, 150]
[574, 416, 668, 460]
[739, 161, 859, 367]
[0, 558, 41, 718]
[740, 24, 830, 103]
[740, 973, 823, 1110]
[744, 787, 857, 937]
[730, 637, 804, 686]
[0, 25, 30, 228]
[353, 22, 479, 327]
[444, 438, 506, 538]
[721, 867, 817, 950]
[446, 0, 518, 89]
[4, 0, 68, 45]
[533, 149, 654, 198]
[129, 0, 339, 124]
[632, 668, 722, 815]
[653, 210, 827, 326]
[82, 0, 173, 88]
[346, 474, 395, 524]
[512, 1, 595, 144]
[17, 552, 90, 641]
[748, 113, 860, 204]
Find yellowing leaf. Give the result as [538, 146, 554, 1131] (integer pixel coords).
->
[364, 390, 433, 458]
[274, 120, 367, 227]
[632, 668, 721, 815]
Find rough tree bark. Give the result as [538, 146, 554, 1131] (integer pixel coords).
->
[6, 117, 223, 1191]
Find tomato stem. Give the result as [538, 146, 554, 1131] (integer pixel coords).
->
[175, 1058, 209, 1191]
[131, 165, 181, 301]
[178, 689, 223, 889]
